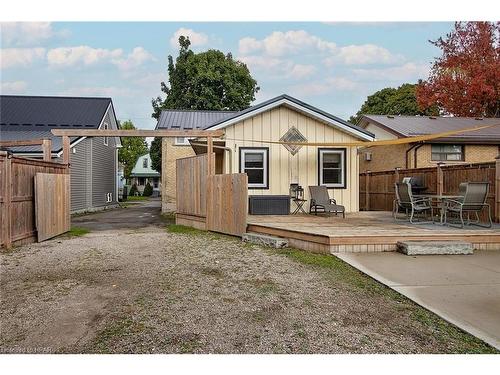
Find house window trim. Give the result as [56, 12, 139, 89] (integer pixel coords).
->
[431, 144, 465, 162]
[317, 148, 347, 189]
[174, 137, 192, 146]
[103, 122, 109, 146]
[239, 147, 269, 189]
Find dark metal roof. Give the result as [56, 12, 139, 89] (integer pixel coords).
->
[0, 95, 112, 153]
[155, 109, 238, 130]
[361, 115, 500, 143]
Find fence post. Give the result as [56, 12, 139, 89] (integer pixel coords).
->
[2, 156, 12, 249]
[365, 171, 371, 211]
[436, 162, 444, 195]
[495, 155, 500, 223]
[42, 139, 52, 161]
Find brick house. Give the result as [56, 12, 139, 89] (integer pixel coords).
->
[155, 110, 238, 212]
[358, 115, 500, 172]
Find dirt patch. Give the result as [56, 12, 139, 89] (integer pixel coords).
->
[0, 226, 496, 354]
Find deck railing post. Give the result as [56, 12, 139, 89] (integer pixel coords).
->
[365, 170, 371, 211]
[495, 155, 500, 223]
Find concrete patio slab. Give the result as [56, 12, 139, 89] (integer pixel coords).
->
[335, 251, 500, 349]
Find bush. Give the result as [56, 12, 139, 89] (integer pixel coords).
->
[129, 183, 138, 197]
[142, 182, 153, 197]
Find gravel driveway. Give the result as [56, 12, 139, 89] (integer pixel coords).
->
[0, 220, 496, 354]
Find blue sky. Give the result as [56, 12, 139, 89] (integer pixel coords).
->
[1, 22, 454, 129]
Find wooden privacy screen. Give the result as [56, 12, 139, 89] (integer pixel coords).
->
[176, 154, 249, 236]
[1, 152, 69, 249]
[360, 161, 499, 222]
[176, 154, 212, 217]
[35, 173, 71, 242]
[207, 174, 248, 236]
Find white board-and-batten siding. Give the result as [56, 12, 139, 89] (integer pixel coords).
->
[223, 106, 360, 212]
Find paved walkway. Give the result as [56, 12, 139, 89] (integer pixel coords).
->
[335, 251, 500, 349]
[72, 198, 164, 231]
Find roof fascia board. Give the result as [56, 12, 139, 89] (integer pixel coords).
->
[98, 101, 122, 147]
[210, 98, 374, 141]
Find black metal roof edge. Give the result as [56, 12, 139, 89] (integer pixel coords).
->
[203, 94, 375, 138]
[0, 94, 112, 101]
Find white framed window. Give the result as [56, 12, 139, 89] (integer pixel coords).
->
[239, 147, 269, 189]
[318, 148, 346, 188]
[431, 144, 464, 161]
[174, 137, 192, 146]
[103, 122, 109, 146]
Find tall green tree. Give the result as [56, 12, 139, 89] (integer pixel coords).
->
[349, 83, 438, 124]
[150, 36, 259, 171]
[118, 120, 148, 179]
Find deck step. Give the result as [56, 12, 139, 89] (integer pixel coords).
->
[242, 232, 288, 248]
[397, 241, 473, 255]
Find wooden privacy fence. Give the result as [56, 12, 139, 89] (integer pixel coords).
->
[360, 159, 500, 223]
[1, 151, 70, 249]
[176, 154, 248, 236]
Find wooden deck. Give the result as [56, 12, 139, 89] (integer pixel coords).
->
[247, 212, 500, 254]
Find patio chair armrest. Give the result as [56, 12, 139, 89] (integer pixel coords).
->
[443, 199, 463, 207]
[329, 198, 337, 205]
[413, 197, 431, 204]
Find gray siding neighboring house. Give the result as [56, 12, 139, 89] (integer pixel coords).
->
[0, 95, 121, 213]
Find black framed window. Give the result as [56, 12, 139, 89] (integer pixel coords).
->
[318, 148, 347, 188]
[431, 144, 464, 161]
[143, 158, 148, 168]
[239, 147, 269, 189]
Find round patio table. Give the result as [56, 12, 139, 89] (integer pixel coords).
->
[414, 194, 463, 225]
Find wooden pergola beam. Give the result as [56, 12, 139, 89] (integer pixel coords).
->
[51, 129, 225, 137]
[0, 139, 52, 161]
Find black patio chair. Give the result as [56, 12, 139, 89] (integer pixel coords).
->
[443, 182, 492, 228]
[308, 186, 345, 218]
[393, 182, 433, 224]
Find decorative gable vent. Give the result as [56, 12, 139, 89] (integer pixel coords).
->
[279, 126, 307, 156]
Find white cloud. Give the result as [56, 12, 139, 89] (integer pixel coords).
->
[60, 86, 133, 97]
[238, 55, 316, 80]
[239, 30, 337, 57]
[46, 45, 155, 71]
[289, 77, 358, 97]
[113, 47, 156, 71]
[170, 28, 208, 48]
[47, 46, 123, 68]
[324, 44, 402, 66]
[0, 47, 45, 69]
[287, 64, 316, 79]
[353, 62, 430, 81]
[1, 80, 27, 94]
[0, 22, 56, 47]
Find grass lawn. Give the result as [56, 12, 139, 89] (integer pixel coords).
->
[125, 196, 150, 201]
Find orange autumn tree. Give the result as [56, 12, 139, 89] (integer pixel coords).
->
[417, 22, 500, 117]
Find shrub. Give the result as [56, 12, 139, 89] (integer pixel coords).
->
[142, 182, 153, 197]
[129, 183, 138, 197]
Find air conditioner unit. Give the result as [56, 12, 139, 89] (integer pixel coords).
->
[364, 152, 372, 161]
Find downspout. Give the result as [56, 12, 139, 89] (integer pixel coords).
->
[413, 143, 424, 169]
[405, 144, 418, 169]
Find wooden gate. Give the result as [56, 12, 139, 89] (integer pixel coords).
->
[35, 173, 71, 241]
[176, 154, 248, 236]
[207, 173, 248, 236]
